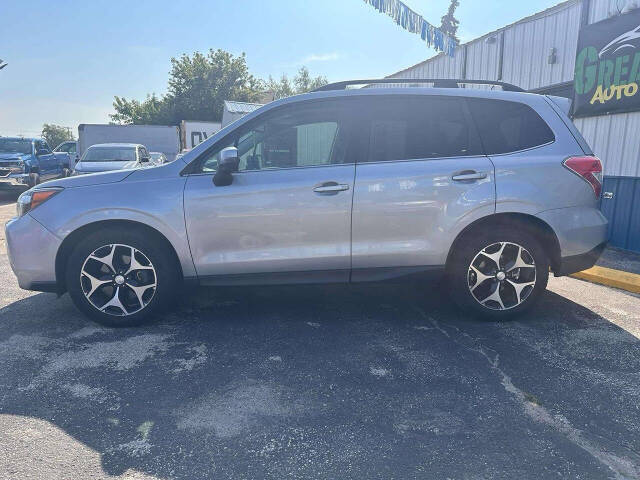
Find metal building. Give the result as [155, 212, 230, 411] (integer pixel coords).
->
[388, 0, 640, 252]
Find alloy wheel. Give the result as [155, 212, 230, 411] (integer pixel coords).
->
[80, 244, 157, 316]
[467, 241, 536, 310]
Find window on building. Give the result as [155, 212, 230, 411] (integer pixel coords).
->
[467, 98, 555, 155]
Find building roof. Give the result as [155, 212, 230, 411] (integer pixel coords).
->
[224, 100, 264, 114]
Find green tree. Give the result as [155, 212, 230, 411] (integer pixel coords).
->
[266, 67, 328, 100]
[111, 49, 264, 125]
[41, 124, 74, 149]
[440, 0, 460, 44]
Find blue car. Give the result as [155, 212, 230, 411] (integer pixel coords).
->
[0, 137, 71, 188]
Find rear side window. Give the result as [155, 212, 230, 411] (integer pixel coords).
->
[467, 98, 555, 154]
[361, 96, 482, 162]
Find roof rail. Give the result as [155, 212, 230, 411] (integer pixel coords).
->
[312, 78, 525, 93]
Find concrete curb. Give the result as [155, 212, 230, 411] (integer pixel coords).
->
[571, 266, 640, 294]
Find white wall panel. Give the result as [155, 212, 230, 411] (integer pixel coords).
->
[574, 112, 640, 177]
[502, 1, 582, 90]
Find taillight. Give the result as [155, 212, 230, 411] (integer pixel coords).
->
[563, 156, 603, 198]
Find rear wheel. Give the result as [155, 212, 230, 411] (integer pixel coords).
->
[448, 226, 549, 320]
[66, 228, 179, 327]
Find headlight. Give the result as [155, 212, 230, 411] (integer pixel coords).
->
[16, 187, 63, 217]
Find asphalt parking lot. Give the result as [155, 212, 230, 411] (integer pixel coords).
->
[1, 189, 640, 480]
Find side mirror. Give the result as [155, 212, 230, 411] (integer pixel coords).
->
[213, 147, 239, 187]
[140, 156, 150, 163]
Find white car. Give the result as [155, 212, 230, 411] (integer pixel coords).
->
[149, 152, 167, 165]
[74, 143, 152, 175]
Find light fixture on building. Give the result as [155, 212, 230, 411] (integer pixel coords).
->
[548, 48, 557, 65]
[485, 35, 497, 44]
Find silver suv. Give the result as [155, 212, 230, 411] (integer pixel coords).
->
[5, 79, 608, 326]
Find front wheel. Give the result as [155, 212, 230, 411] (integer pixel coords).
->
[66, 228, 179, 327]
[448, 226, 549, 320]
[27, 172, 40, 188]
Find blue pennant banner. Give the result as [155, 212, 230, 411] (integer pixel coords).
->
[363, 0, 456, 57]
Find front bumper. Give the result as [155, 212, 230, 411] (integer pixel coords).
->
[5, 214, 61, 291]
[0, 172, 29, 186]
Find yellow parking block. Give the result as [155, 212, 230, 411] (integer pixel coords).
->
[571, 266, 640, 294]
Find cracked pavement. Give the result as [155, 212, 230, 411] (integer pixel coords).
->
[1, 195, 640, 479]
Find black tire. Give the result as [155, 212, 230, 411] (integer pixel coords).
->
[447, 225, 549, 320]
[28, 172, 40, 188]
[66, 227, 179, 327]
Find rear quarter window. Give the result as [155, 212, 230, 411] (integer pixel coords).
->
[467, 98, 555, 155]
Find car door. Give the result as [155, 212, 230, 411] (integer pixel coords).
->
[350, 95, 496, 279]
[183, 99, 358, 283]
[35, 140, 56, 178]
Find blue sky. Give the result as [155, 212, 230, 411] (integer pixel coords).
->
[0, 0, 560, 137]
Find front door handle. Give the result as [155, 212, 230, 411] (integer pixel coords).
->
[452, 171, 487, 182]
[313, 182, 350, 194]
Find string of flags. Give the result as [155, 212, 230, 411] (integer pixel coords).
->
[362, 0, 457, 57]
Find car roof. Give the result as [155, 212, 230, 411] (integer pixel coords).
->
[88, 143, 142, 148]
[1, 137, 37, 142]
[279, 86, 541, 105]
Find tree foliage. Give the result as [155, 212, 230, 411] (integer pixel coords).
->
[41, 123, 74, 149]
[440, 0, 460, 44]
[265, 67, 328, 100]
[110, 50, 328, 125]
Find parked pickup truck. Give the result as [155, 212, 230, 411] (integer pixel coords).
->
[0, 137, 71, 188]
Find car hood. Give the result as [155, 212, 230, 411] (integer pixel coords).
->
[41, 169, 135, 188]
[0, 153, 28, 161]
[75, 161, 138, 172]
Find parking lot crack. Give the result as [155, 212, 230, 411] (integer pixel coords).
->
[415, 308, 640, 480]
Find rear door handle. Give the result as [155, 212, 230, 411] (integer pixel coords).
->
[452, 171, 487, 181]
[313, 182, 350, 194]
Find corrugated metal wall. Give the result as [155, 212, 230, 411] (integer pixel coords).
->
[502, 2, 582, 90]
[574, 113, 640, 177]
[601, 177, 640, 251]
[589, 0, 620, 23]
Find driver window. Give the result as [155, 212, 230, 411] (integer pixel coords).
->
[197, 101, 348, 173]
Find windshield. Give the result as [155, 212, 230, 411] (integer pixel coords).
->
[0, 138, 32, 155]
[81, 147, 136, 162]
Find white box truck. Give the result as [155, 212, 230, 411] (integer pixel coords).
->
[78, 124, 181, 162]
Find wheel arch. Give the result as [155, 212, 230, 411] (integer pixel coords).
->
[445, 213, 561, 274]
[55, 219, 184, 294]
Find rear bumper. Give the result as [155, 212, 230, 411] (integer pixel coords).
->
[556, 242, 607, 276]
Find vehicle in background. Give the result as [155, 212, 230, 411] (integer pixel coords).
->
[149, 152, 167, 165]
[73, 143, 152, 175]
[0, 137, 70, 188]
[180, 120, 222, 151]
[6, 79, 608, 327]
[175, 149, 190, 161]
[78, 124, 180, 163]
[54, 141, 79, 167]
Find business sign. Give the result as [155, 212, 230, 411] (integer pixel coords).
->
[573, 9, 640, 117]
[180, 121, 222, 150]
